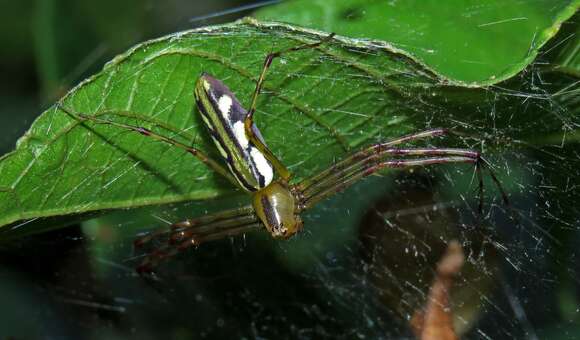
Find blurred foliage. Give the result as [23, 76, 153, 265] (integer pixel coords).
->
[257, 0, 580, 84]
[0, 0, 259, 155]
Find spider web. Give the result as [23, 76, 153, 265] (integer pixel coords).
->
[0, 2, 579, 339]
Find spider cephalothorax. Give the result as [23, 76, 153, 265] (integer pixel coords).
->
[253, 180, 303, 239]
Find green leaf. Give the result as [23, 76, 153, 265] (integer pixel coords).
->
[0, 19, 446, 232]
[256, 0, 580, 84]
[0, 9, 578, 237]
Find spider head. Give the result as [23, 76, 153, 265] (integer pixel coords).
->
[253, 180, 303, 239]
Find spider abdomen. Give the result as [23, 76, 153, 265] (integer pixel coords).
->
[194, 73, 274, 192]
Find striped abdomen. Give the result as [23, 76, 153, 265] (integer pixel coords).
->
[194, 73, 274, 192]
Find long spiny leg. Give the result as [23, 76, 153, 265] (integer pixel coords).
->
[479, 157, 510, 206]
[298, 144, 510, 213]
[296, 129, 451, 192]
[476, 160, 485, 214]
[246, 32, 337, 119]
[244, 33, 336, 180]
[133, 205, 256, 247]
[55, 103, 238, 186]
[299, 156, 480, 211]
[301, 147, 479, 200]
[137, 223, 262, 273]
[134, 206, 261, 273]
[168, 213, 259, 244]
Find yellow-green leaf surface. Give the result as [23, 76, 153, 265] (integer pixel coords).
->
[0, 9, 577, 236]
[0, 19, 441, 231]
[257, 0, 580, 84]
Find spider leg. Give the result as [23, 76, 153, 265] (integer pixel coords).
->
[134, 206, 261, 273]
[297, 140, 510, 212]
[475, 160, 485, 214]
[137, 223, 262, 273]
[168, 212, 258, 245]
[244, 33, 336, 181]
[133, 205, 256, 247]
[55, 103, 238, 186]
[479, 157, 510, 206]
[296, 129, 451, 192]
[300, 147, 479, 202]
[300, 155, 480, 210]
[246, 32, 336, 120]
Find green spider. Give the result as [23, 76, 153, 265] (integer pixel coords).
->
[58, 33, 506, 272]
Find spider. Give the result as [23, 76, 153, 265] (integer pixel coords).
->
[57, 33, 507, 272]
